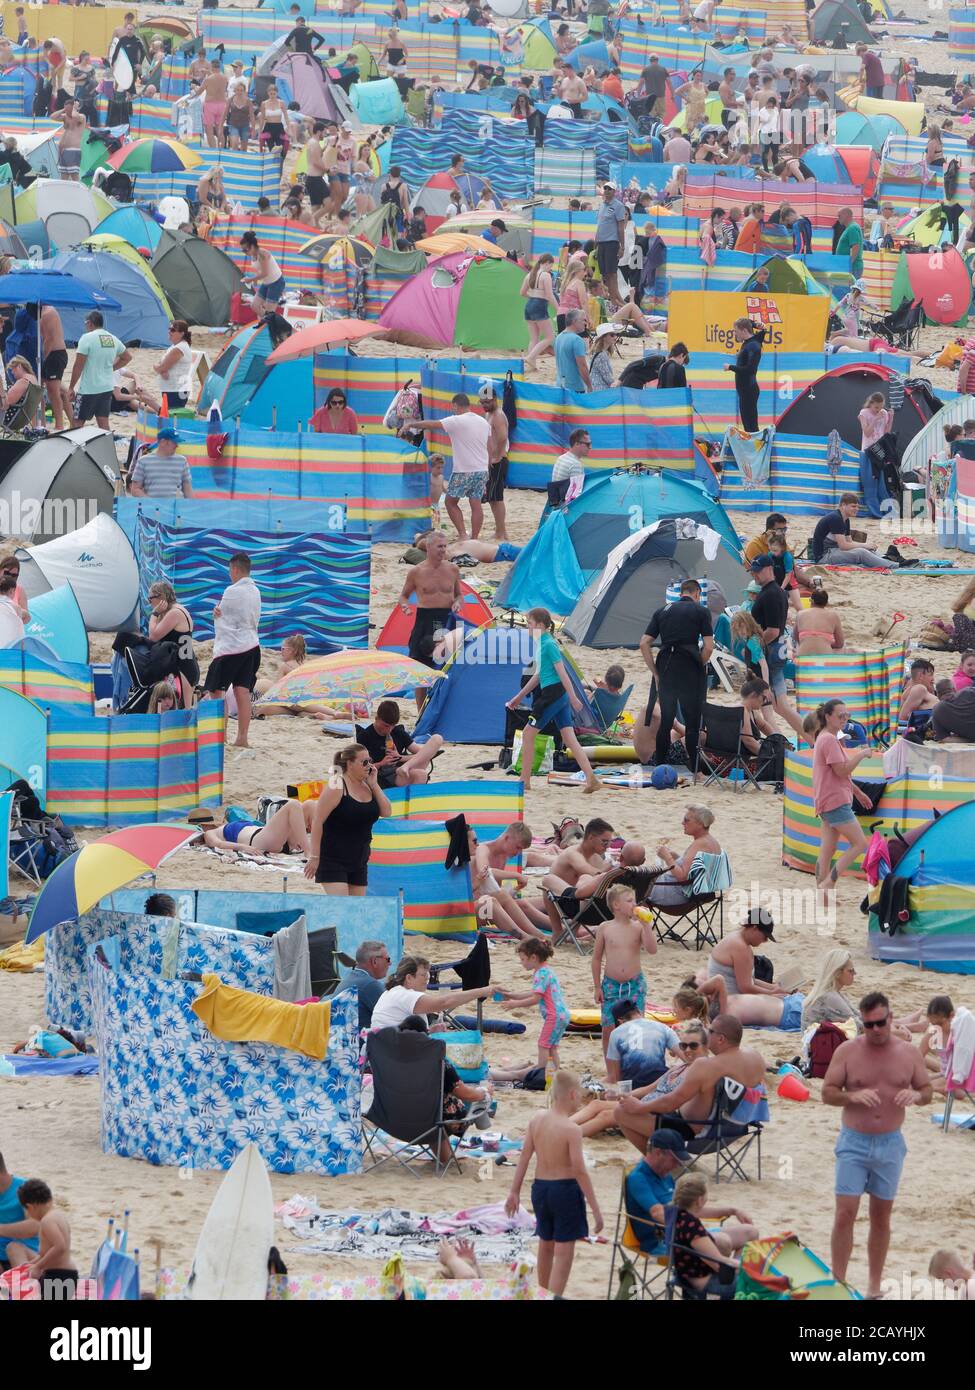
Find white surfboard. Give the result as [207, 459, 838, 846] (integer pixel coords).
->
[187, 1145, 274, 1301]
[112, 47, 134, 94]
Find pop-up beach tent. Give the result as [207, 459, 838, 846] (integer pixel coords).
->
[17, 512, 139, 631]
[198, 320, 314, 428]
[0, 428, 117, 547]
[775, 363, 939, 451]
[272, 51, 359, 126]
[890, 245, 973, 326]
[412, 173, 501, 231]
[810, 0, 875, 43]
[47, 248, 172, 346]
[379, 252, 533, 351]
[14, 179, 115, 251]
[562, 520, 747, 649]
[496, 470, 741, 614]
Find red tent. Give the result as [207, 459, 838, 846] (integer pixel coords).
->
[376, 583, 495, 652]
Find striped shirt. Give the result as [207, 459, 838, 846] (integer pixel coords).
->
[130, 453, 191, 497]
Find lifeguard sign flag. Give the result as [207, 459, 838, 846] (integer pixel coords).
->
[667, 291, 830, 355]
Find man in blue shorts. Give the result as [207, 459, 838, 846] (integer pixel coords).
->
[822, 991, 932, 1298]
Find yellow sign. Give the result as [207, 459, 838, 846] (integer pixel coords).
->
[667, 291, 830, 355]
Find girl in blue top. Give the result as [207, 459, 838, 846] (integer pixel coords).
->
[499, 938, 571, 1069]
[505, 607, 599, 794]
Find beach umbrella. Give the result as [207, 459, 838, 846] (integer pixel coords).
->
[0, 268, 121, 310]
[25, 824, 199, 944]
[265, 318, 385, 363]
[298, 233, 375, 266]
[415, 232, 507, 260]
[257, 650, 444, 708]
[108, 137, 203, 174]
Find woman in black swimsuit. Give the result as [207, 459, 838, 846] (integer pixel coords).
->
[304, 743, 392, 895]
[147, 580, 199, 708]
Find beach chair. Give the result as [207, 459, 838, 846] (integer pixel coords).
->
[684, 1076, 768, 1183]
[589, 685, 633, 735]
[695, 704, 761, 791]
[547, 865, 661, 955]
[362, 1029, 471, 1178]
[647, 851, 732, 951]
[708, 647, 748, 694]
[0, 381, 43, 437]
[942, 1083, 975, 1133]
[606, 1170, 671, 1300]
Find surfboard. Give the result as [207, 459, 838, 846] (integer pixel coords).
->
[187, 1144, 274, 1301]
[111, 47, 134, 94]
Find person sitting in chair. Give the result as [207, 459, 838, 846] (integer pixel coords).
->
[0, 356, 38, 429]
[541, 817, 615, 934]
[397, 1016, 492, 1165]
[355, 700, 444, 788]
[647, 805, 720, 907]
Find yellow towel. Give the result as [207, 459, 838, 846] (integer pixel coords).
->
[191, 975, 330, 1060]
[0, 937, 44, 971]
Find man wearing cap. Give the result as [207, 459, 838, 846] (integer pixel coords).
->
[478, 384, 510, 543]
[481, 218, 507, 246]
[595, 183, 626, 307]
[748, 554, 804, 738]
[704, 910, 806, 1031]
[227, 60, 248, 99]
[624, 1131, 756, 1256]
[129, 429, 194, 499]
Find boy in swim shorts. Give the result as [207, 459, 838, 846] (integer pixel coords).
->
[505, 1070, 603, 1297]
[592, 884, 656, 1058]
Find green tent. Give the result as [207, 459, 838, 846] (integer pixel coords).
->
[736, 257, 828, 296]
[379, 252, 536, 351]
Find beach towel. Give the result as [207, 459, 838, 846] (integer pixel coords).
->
[279, 1197, 533, 1263]
[191, 974, 330, 1059]
[721, 426, 774, 487]
[272, 915, 311, 1002]
[1, 1054, 99, 1076]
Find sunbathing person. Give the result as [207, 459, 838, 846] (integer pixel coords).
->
[471, 821, 551, 939]
[254, 635, 368, 722]
[541, 816, 615, 933]
[698, 909, 803, 1029]
[412, 529, 522, 565]
[614, 1013, 766, 1148]
[203, 800, 314, 857]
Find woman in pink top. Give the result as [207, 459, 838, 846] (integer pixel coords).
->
[311, 389, 359, 434]
[806, 699, 874, 898]
[952, 650, 975, 691]
[557, 259, 589, 332]
[858, 390, 893, 519]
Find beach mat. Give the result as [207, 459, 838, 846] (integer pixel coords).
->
[2, 1054, 99, 1076]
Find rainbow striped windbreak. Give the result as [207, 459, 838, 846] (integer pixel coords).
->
[385, 780, 525, 840]
[793, 645, 906, 744]
[0, 651, 93, 711]
[369, 818, 477, 942]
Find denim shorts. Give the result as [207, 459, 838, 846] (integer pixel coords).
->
[834, 1125, 907, 1201]
[524, 297, 551, 322]
[767, 662, 787, 697]
[822, 804, 857, 827]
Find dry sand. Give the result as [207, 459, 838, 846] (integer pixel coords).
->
[2, 0, 975, 1302]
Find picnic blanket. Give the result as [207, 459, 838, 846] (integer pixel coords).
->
[1, 1054, 99, 1076]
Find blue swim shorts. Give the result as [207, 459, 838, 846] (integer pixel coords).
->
[495, 541, 522, 562]
[600, 973, 647, 1028]
[779, 991, 804, 1031]
[531, 1177, 589, 1243]
[834, 1125, 907, 1202]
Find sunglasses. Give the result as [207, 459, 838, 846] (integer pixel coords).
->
[863, 1015, 890, 1029]
[681, 1041, 702, 1050]
[329, 399, 347, 405]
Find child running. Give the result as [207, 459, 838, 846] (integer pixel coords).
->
[505, 1070, 603, 1297]
[505, 607, 600, 794]
[499, 938, 570, 1069]
[592, 883, 657, 1059]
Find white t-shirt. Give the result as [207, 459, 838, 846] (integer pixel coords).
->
[552, 448, 585, 482]
[213, 575, 261, 657]
[441, 411, 490, 474]
[156, 339, 193, 396]
[370, 985, 425, 1031]
[0, 596, 24, 648]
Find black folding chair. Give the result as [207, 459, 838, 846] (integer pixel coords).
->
[427, 933, 490, 1031]
[547, 866, 662, 955]
[647, 851, 731, 952]
[695, 703, 761, 791]
[362, 1029, 472, 1178]
[684, 1077, 766, 1183]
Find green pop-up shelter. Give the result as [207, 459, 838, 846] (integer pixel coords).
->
[378, 251, 536, 351]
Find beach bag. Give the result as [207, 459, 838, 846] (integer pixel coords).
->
[753, 954, 774, 984]
[382, 382, 421, 431]
[754, 733, 788, 783]
[807, 1021, 847, 1079]
[510, 729, 554, 776]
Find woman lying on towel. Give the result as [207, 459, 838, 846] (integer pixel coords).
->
[254, 634, 369, 721]
[203, 800, 314, 858]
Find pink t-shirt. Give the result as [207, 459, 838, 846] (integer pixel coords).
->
[441, 411, 490, 475]
[953, 669, 974, 692]
[813, 731, 852, 815]
[858, 406, 892, 450]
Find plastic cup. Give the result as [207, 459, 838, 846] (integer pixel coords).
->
[777, 1073, 810, 1102]
[617, 1080, 632, 1097]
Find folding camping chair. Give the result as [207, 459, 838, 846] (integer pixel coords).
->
[695, 704, 761, 791]
[685, 1076, 767, 1183]
[362, 1029, 472, 1178]
[0, 381, 43, 437]
[589, 685, 633, 736]
[647, 850, 732, 951]
[547, 865, 661, 955]
[606, 1170, 671, 1300]
[942, 1083, 975, 1133]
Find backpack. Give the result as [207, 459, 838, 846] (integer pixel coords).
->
[754, 733, 789, 784]
[807, 1021, 847, 1079]
[753, 953, 774, 984]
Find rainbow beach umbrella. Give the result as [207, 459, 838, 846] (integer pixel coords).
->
[25, 824, 199, 944]
[257, 650, 444, 708]
[108, 138, 203, 174]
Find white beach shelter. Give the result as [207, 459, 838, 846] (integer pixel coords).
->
[17, 512, 139, 631]
[0, 428, 117, 546]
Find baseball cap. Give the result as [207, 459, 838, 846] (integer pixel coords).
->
[490, 218, 507, 232]
[477, 384, 497, 401]
[341, 121, 353, 131]
[232, 60, 243, 68]
[748, 552, 774, 572]
[744, 906, 776, 940]
[649, 1129, 692, 1163]
[157, 427, 180, 444]
[610, 997, 641, 1026]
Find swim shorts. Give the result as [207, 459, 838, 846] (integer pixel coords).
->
[531, 1178, 588, 1243]
[447, 470, 488, 500]
[495, 541, 522, 562]
[600, 973, 647, 1028]
[42, 349, 69, 382]
[779, 991, 804, 1031]
[834, 1125, 906, 1202]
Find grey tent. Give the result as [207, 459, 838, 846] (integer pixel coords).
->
[271, 51, 360, 127]
[810, 0, 875, 46]
[0, 428, 117, 547]
[562, 519, 746, 649]
[150, 228, 243, 326]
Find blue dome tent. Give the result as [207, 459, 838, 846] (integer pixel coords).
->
[46, 249, 172, 346]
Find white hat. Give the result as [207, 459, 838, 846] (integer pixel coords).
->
[341, 121, 353, 131]
[594, 323, 623, 339]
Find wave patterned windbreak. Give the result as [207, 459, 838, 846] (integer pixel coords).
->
[135, 517, 370, 655]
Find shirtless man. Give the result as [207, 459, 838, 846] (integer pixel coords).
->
[303, 125, 330, 227]
[478, 384, 510, 543]
[413, 530, 522, 565]
[398, 531, 461, 705]
[57, 99, 85, 181]
[200, 60, 229, 149]
[614, 1013, 766, 1149]
[189, 48, 211, 87]
[504, 1070, 603, 1297]
[559, 68, 589, 119]
[823, 991, 931, 1298]
[13, 1179, 77, 1302]
[899, 657, 939, 729]
[39, 304, 69, 430]
[542, 816, 615, 935]
[473, 820, 552, 940]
